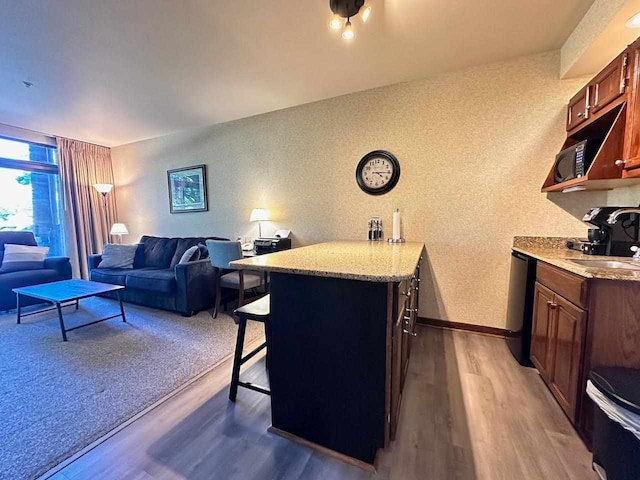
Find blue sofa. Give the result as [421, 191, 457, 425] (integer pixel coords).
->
[0, 231, 72, 311]
[88, 235, 227, 316]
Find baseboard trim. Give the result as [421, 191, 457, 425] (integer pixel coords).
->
[417, 317, 508, 338]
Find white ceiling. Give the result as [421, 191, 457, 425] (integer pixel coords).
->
[0, 0, 594, 147]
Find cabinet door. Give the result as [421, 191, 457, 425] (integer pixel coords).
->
[549, 295, 586, 422]
[624, 44, 640, 171]
[566, 87, 590, 131]
[530, 282, 555, 381]
[591, 53, 628, 114]
[390, 312, 403, 441]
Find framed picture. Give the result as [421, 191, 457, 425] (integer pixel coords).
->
[167, 164, 208, 213]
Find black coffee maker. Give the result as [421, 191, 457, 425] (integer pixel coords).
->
[581, 207, 640, 256]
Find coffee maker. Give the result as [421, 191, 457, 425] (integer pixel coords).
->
[581, 207, 639, 256]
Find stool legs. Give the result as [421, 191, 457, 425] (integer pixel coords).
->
[264, 320, 271, 373]
[229, 317, 247, 401]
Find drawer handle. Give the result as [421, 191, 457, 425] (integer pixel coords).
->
[403, 329, 417, 337]
[405, 308, 416, 313]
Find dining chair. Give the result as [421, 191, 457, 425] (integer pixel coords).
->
[206, 240, 263, 318]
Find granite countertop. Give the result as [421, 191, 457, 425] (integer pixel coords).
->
[230, 241, 426, 282]
[513, 237, 640, 282]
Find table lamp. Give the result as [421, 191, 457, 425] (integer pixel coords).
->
[250, 208, 270, 238]
[110, 223, 129, 244]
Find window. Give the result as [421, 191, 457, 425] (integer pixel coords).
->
[0, 138, 65, 256]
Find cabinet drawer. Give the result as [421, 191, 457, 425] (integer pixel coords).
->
[537, 262, 588, 309]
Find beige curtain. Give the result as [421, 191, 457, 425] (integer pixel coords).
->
[57, 137, 117, 278]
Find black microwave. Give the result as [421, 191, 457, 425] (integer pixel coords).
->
[553, 140, 589, 183]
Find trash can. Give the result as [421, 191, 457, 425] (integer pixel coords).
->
[587, 367, 640, 480]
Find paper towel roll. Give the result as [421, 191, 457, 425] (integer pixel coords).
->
[392, 210, 401, 240]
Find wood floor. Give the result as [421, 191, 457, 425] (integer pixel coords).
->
[46, 326, 595, 480]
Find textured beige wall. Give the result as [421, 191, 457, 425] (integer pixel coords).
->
[112, 51, 636, 329]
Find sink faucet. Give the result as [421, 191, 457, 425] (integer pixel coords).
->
[607, 208, 640, 224]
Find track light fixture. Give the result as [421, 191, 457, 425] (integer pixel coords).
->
[329, 0, 371, 40]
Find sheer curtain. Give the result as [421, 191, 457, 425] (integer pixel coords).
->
[57, 137, 117, 278]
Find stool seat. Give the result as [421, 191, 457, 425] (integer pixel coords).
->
[234, 294, 270, 320]
[229, 294, 271, 401]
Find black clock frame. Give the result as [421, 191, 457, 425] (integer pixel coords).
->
[355, 150, 400, 196]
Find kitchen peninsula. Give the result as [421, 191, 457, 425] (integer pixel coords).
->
[231, 241, 425, 467]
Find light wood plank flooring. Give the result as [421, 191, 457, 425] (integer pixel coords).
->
[46, 326, 595, 480]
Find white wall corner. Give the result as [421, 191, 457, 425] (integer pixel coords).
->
[561, 0, 640, 79]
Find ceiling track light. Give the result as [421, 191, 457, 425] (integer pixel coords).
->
[328, 0, 371, 40]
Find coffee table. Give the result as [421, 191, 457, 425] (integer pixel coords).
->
[13, 279, 126, 341]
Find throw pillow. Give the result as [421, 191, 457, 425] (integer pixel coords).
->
[98, 244, 138, 269]
[197, 243, 210, 260]
[0, 244, 49, 272]
[178, 245, 201, 264]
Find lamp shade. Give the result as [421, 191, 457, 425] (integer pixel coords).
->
[93, 183, 113, 195]
[249, 208, 270, 222]
[110, 223, 129, 235]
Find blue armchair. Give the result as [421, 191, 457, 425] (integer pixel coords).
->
[0, 231, 72, 311]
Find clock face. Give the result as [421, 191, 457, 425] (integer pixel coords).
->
[356, 150, 400, 195]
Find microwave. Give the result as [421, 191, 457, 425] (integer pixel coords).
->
[553, 140, 589, 183]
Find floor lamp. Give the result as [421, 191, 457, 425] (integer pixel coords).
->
[93, 183, 113, 239]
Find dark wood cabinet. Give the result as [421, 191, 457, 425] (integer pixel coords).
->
[548, 295, 586, 421]
[531, 282, 555, 379]
[566, 87, 590, 131]
[531, 268, 586, 424]
[590, 53, 627, 114]
[390, 309, 403, 440]
[624, 41, 640, 172]
[529, 262, 640, 449]
[543, 36, 640, 192]
[389, 264, 420, 441]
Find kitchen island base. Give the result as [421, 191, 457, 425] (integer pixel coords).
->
[269, 272, 389, 464]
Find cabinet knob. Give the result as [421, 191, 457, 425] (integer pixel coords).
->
[577, 112, 585, 118]
[615, 159, 626, 167]
[403, 329, 417, 337]
[547, 301, 557, 309]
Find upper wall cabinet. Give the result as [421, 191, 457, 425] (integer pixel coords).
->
[566, 87, 590, 131]
[590, 52, 627, 115]
[543, 38, 640, 193]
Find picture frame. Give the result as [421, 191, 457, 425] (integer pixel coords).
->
[167, 164, 208, 214]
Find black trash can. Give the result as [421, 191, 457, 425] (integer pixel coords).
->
[588, 367, 640, 480]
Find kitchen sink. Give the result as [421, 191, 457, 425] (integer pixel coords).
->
[567, 259, 640, 270]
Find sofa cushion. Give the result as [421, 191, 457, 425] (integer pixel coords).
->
[90, 268, 128, 286]
[138, 236, 178, 269]
[0, 231, 37, 266]
[125, 269, 176, 294]
[0, 269, 62, 290]
[170, 238, 206, 268]
[98, 244, 138, 269]
[0, 244, 49, 272]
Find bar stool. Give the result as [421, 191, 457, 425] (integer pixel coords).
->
[229, 294, 271, 401]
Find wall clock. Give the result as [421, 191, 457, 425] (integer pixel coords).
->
[355, 150, 400, 195]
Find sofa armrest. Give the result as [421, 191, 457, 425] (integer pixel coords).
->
[174, 259, 216, 315]
[88, 254, 103, 272]
[44, 256, 72, 279]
